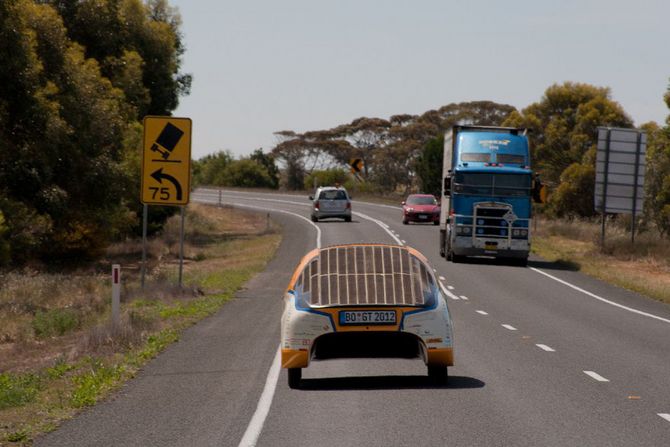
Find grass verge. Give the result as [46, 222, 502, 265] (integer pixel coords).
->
[0, 204, 281, 445]
[532, 217, 670, 304]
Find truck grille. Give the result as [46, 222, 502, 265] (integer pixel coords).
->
[473, 204, 512, 239]
[295, 245, 432, 307]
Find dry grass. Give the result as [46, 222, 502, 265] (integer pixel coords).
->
[533, 217, 670, 303]
[0, 203, 281, 444]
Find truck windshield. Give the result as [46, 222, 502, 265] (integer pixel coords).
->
[453, 173, 531, 197]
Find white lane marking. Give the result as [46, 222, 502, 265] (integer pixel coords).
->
[439, 276, 446, 281]
[353, 211, 404, 245]
[501, 324, 517, 331]
[192, 197, 322, 249]
[201, 188, 404, 211]
[401, 240, 406, 244]
[658, 413, 670, 423]
[193, 195, 319, 446]
[530, 267, 670, 325]
[237, 347, 281, 447]
[433, 268, 437, 272]
[583, 371, 610, 382]
[476, 310, 488, 315]
[447, 285, 455, 290]
[459, 295, 469, 301]
[536, 344, 556, 352]
[439, 282, 459, 300]
[196, 190, 404, 247]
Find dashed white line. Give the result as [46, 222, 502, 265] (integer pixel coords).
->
[476, 310, 488, 315]
[439, 275, 446, 281]
[439, 282, 460, 300]
[459, 295, 469, 300]
[536, 344, 556, 352]
[501, 324, 517, 331]
[401, 239, 406, 244]
[658, 413, 670, 423]
[583, 371, 610, 382]
[447, 285, 455, 290]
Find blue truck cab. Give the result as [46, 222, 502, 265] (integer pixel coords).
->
[439, 125, 541, 265]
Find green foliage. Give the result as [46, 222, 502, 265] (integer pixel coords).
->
[415, 135, 444, 196]
[504, 82, 633, 187]
[32, 308, 80, 338]
[221, 159, 275, 188]
[644, 122, 670, 235]
[304, 169, 349, 190]
[504, 82, 633, 218]
[0, 372, 42, 410]
[250, 149, 280, 188]
[193, 151, 234, 186]
[0, 0, 189, 264]
[70, 359, 125, 408]
[548, 162, 597, 218]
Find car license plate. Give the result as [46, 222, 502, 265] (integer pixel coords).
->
[339, 310, 397, 325]
[485, 242, 498, 250]
[418, 214, 428, 219]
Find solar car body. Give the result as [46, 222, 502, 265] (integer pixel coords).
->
[281, 244, 454, 388]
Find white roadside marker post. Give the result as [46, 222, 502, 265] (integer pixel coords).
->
[112, 264, 121, 329]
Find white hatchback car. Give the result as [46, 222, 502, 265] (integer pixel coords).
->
[309, 186, 352, 222]
[281, 244, 455, 388]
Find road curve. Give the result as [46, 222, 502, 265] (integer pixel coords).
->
[38, 188, 670, 447]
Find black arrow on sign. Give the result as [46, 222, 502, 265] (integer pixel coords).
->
[151, 168, 182, 201]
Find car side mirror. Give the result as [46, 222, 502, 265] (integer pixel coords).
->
[443, 177, 451, 197]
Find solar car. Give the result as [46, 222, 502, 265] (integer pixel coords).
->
[281, 244, 454, 388]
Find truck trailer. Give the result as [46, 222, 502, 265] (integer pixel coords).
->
[439, 125, 542, 265]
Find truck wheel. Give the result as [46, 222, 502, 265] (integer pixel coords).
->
[344, 216, 352, 222]
[428, 365, 448, 386]
[311, 215, 318, 222]
[516, 257, 528, 267]
[288, 368, 302, 389]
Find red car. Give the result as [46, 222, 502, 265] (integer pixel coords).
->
[402, 194, 440, 225]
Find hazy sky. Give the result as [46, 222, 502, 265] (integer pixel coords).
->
[171, 0, 670, 160]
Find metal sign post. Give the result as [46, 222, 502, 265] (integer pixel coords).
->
[178, 206, 185, 288]
[141, 204, 148, 289]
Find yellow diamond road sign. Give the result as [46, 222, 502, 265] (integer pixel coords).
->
[349, 158, 364, 174]
[141, 116, 192, 205]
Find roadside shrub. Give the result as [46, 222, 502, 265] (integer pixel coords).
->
[221, 159, 275, 188]
[32, 308, 80, 338]
[304, 168, 349, 191]
[0, 373, 42, 410]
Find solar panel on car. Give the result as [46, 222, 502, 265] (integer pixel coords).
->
[296, 245, 432, 307]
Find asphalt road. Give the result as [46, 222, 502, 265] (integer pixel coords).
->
[38, 188, 670, 447]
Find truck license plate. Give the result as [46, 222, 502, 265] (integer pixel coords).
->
[339, 310, 397, 325]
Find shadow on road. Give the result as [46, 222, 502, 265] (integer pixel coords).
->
[297, 375, 485, 391]
[527, 258, 580, 272]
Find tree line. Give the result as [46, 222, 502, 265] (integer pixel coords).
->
[0, 0, 190, 266]
[199, 81, 669, 237]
